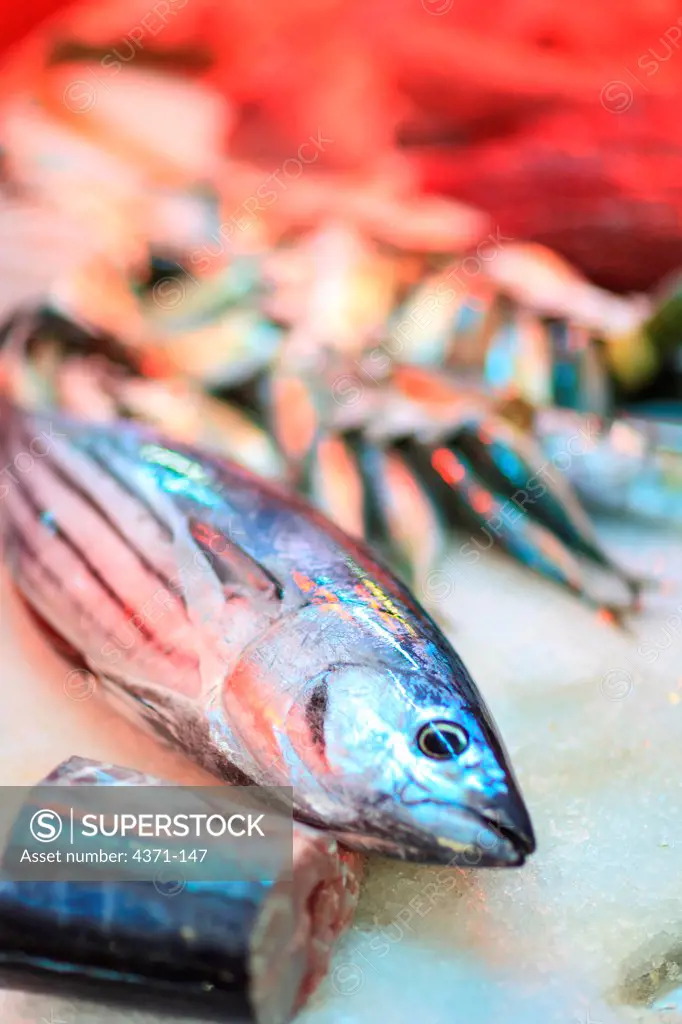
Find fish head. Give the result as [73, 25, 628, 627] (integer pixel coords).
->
[226, 600, 534, 868]
[287, 657, 536, 868]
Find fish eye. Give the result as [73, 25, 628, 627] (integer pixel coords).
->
[417, 721, 469, 759]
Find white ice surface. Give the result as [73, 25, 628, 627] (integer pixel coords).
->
[0, 519, 681, 1024]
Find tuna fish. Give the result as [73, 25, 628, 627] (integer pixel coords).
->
[0, 326, 535, 867]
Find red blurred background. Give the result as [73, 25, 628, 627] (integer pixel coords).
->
[2, 0, 682, 293]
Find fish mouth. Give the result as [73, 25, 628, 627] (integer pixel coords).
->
[402, 777, 536, 867]
[479, 784, 537, 861]
[332, 794, 536, 868]
[415, 805, 535, 868]
[470, 809, 536, 865]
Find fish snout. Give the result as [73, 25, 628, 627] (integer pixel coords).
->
[480, 790, 536, 860]
[435, 777, 536, 867]
[384, 784, 536, 867]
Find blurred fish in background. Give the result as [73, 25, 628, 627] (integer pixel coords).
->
[0, 0, 681, 621]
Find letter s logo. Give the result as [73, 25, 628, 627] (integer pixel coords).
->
[29, 809, 63, 842]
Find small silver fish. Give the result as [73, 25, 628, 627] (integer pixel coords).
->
[0, 397, 535, 868]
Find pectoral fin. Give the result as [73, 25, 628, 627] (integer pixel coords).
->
[187, 517, 284, 604]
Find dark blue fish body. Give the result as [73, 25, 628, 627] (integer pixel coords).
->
[0, 757, 362, 1024]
